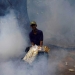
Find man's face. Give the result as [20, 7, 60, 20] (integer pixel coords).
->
[31, 25, 37, 30]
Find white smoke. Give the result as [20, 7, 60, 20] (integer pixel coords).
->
[0, 0, 74, 75]
[27, 0, 75, 47]
[0, 48, 69, 75]
[0, 9, 28, 59]
[27, 0, 75, 75]
[0, 9, 49, 75]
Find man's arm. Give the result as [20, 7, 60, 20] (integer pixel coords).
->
[40, 31, 43, 47]
[40, 41, 43, 47]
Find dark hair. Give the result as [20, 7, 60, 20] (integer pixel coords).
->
[31, 24, 37, 26]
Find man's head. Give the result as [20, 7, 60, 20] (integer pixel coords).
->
[30, 21, 37, 30]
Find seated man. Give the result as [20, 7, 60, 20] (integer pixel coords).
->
[24, 22, 49, 63]
[25, 21, 43, 52]
[29, 21, 43, 47]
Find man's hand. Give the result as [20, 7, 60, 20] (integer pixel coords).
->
[31, 42, 34, 47]
[38, 46, 42, 51]
[40, 41, 43, 47]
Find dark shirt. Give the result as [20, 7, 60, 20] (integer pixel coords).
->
[29, 29, 43, 45]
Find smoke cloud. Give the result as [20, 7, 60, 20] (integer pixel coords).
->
[27, 1, 75, 74]
[0, 1, 49, 75]
[0, 0, 75, 75]
[0, 9, 28, 60]
[27, 0, 75, 48]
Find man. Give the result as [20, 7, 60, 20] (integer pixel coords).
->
[24, 21, 49, 64]
[29, 21, 43, 47]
